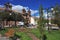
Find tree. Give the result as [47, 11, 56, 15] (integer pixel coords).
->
[0, 11, 9, 28]
[38, 5, 46, 40]
[53, 4, 60, 29]
[17, 13, 24, 21]
[46, 8, 52, 32]
[4, 2, 12, 27]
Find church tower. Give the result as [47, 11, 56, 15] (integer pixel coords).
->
[4, 2, 12, 12]
[27, 10, 31, 24]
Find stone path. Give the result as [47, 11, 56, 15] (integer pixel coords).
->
[27, 33, 40, 40]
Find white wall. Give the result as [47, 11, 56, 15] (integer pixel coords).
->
[30, 17, 36, 25]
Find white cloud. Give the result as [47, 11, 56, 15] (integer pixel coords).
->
[0, 5, 4, 7]
[12, 5, 38, 15]
[35, 16, 40, 18]
[43, 10, 47, 19]
[34, 10, 47, 18]
[30, 9, 38, 15]
[12, 5, 24, 13]
[12, 5, 30, 13]
[0, 4, 39, 16]
[12, 5, 29, 10]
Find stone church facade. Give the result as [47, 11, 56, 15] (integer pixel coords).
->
[0, 2, 31, 27]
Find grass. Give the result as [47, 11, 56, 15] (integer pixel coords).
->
[31, 28, 60, 40]
[16, 32, 32, 40]
[46, 30, 60, 40]
[30, 28, 40, 38]
[0, 27, 60, 40]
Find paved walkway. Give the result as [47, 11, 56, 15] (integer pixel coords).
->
[27, 33, 40, 40]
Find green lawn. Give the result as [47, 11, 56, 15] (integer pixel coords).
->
[31, 28, 60, 40]
[16, 32, 32, 40]
[30, 28, 40, 38]
[46, 30, 60, 40]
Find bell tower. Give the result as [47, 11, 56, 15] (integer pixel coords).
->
[4, 2, 12, 11]
[22, 9, 26, 14]
[27, 10, 31, 24]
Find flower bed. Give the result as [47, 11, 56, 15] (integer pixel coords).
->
[5, 29, 15, 37]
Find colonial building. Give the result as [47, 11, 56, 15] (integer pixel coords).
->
[0, 2, 31, 27]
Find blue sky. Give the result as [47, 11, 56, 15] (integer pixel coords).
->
[0, 0, 60, 17]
